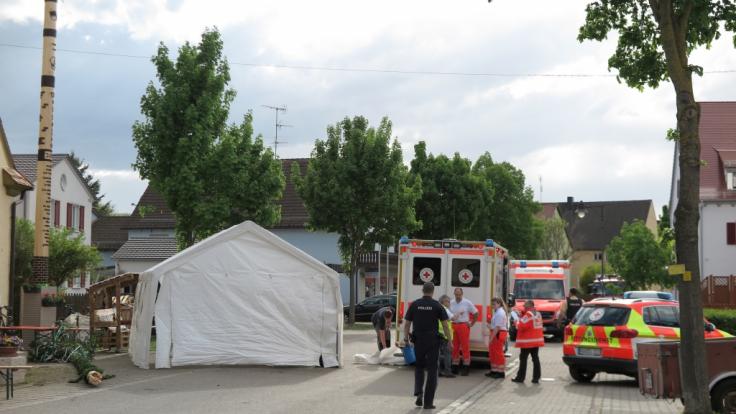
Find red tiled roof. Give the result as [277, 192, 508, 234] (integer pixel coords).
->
[536, 203, 558, 220]
[699, 102, 736, 201]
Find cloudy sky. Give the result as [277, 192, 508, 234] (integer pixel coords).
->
[1, 0, 735, 215]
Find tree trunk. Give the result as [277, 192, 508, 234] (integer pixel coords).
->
[348, 244, 358, 326]
[674, 89, 710, 413]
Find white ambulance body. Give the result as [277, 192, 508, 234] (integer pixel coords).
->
[396, 238, 509, 358]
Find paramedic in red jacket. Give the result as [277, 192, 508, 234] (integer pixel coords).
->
[511, 300, 544, 384]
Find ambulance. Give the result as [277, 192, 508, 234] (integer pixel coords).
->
[509, 260, 571, 341]
[395, 237, 509, 358]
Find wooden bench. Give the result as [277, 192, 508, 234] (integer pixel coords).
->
[0, 365, 32, 400]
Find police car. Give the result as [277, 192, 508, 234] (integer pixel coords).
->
[562, 298, 731, 382]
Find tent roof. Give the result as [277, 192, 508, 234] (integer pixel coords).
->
[142, 220, 338, 281]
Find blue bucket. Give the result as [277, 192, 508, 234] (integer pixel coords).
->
[402, 345, 416, 365]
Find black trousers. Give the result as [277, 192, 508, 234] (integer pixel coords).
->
[413, 334, 440, 406]
[376, 329, 391, 351]
[516, 347, 541, 381]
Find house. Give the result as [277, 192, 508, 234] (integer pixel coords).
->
[556, 197, 658, 288]
[669, 101, 736, 279]
[12, 153, 95, 289]
[90, 215, 130, 277]
[0, 119, 33, 308]
[99, 185, 178, 274]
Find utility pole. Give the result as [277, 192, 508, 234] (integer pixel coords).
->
[262, 105, 290, 156]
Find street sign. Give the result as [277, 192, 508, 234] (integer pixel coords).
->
[683, 271, 692, 282]
[668, 264, 686, 275]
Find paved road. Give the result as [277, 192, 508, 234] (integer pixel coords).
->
[1, 331, 681, 414]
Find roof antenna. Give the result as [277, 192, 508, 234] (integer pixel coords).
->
[262, 105, 291, 156]
[539, 175, 543, 203]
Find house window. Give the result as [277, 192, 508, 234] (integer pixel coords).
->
[728, 223, 736, 245]
[594, 252, 604, 260]
[727, 171, 736, 191]
[71, 205, 80, 230]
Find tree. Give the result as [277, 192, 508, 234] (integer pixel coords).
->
[294, 116, 421, 325]
[410, 142, 488, 239]
[68, 152, 114, 216]
[132, 29, 284, 247]
[48, 227, 101, 288]
[14, 219, 100, 288]
[659, 205, 676, 262]
[607, 221, 672, 291]
[578, 3, 736, 410]
[469, 153, 540, 257]
[537, 216, 572, 260]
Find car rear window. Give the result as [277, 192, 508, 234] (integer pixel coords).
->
[574, 306, 630, 326]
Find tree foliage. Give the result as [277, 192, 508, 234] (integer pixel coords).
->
[14, 219, 100, 287]
[294, 116, 421, 324]
[68, 152, 113, 216]
[132, 29, 283, 247]
[537, 216, 572, 260]
[607, 221, 672, 291]
[469, 153, 540, 258]
[410, 142, 487, 240]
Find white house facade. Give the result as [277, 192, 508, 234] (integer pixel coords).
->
[13, 154, 95, 289]
[669, 102, 736, 279]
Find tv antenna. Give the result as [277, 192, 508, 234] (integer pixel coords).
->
[262, 105, 291, 156]
[539, 175, 543, 203]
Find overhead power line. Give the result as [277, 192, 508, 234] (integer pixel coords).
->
[1, 42, 735, 78]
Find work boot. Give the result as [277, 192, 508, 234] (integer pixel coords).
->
[415, 394, 423, 407]
[461, 365, 470, 376]
[451, 365, 459, 375]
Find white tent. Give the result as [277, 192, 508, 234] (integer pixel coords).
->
[129, 221, 343, 369]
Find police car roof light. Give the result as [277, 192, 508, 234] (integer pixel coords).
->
[485, 239, 495, 247]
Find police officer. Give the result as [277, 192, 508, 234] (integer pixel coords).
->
[402, 282, 451, 410]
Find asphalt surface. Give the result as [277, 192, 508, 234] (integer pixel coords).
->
[2, 331, 489, 414]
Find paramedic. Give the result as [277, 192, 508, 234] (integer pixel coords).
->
[485, 297, 508, 378]
[450, 287, 478, 376]
[512, 300, 544, 384]
[403, 282, 451, 410]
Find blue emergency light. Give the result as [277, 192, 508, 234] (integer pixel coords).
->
[399, 236, 409, 244]
[485, 239, 495, 247]
[520, 260, 527, 268]
[552, 261, 559, 268]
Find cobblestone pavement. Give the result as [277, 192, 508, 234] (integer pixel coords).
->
[455, 343, 682, 414]
[0, 335, 684, 413]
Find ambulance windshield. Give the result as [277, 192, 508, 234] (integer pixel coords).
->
[513, 279, 565, 300]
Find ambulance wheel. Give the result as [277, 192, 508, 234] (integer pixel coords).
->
[569, 366, 596, 383]
[711, 378, 736, 413]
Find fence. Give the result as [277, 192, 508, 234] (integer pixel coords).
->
[61, 290, 89, 315]
[702, 276, 736, 309]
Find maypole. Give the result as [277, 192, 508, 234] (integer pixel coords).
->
[31, 0, 57, 285]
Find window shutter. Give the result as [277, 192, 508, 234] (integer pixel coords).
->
[79, 206, 85, 231]
[66, 203, 73, 228]
[80, 273, 86, 288]
[727, 223, 736, 245]
[54, 200, 60, 227]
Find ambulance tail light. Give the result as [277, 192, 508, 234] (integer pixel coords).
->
[611, 328, 638, 339]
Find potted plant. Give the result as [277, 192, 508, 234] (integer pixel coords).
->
[22, 284, 42, 293]
[0, 334, 23, 357]
[41, 293, 65, 307]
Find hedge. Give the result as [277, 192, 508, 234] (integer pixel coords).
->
[704, 308, 736, 336]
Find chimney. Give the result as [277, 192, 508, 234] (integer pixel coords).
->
[567, 196, 574, 205]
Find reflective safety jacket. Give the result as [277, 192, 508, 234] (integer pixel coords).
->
[515, 310, 544, 348]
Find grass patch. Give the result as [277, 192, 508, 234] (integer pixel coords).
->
[345, 322, 375, 331]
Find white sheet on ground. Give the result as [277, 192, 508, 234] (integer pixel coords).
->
[353, 346, 406, 366]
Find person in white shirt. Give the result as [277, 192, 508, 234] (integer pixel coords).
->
[449, 287, 478, 376]
[485, 297, 509, 378]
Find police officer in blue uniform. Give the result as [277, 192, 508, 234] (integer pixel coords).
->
[403, 282, 452, 410]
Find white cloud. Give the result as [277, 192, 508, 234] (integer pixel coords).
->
[89, 169, 147, 214]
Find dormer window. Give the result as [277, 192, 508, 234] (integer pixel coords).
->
[728, 169, 736, 191]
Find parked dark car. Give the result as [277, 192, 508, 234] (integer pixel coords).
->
[344, 294, 397, 322]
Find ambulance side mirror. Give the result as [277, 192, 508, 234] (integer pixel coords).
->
[507, 294, 515, 307]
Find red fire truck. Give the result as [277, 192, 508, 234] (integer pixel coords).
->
[395, 237, 509, 359]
